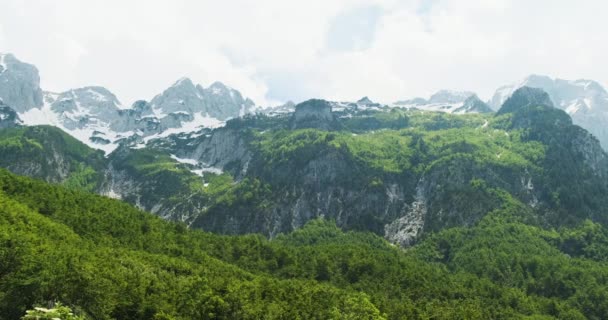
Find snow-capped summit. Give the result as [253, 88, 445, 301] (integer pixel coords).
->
[394, 90, 489, 114]
[259, 101, 296, 115]
[0, 53, 43, 112]
[150, 78, 255, 120]
[150, 77, 205, 116]
[490, 75, 608, 150]
[18, 86, 128, 154]
[48, 87, 122, 128]
[428, 90, 476, 104]
[0, 54, 254, 154]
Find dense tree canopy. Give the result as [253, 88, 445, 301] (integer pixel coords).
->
[0, 169, 607, 319]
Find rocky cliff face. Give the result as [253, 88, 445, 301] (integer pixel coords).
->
[291, 99, 339, 130]
[150, 78, 255, 120]
[0, 53, 43, 112]
[0, 102, 22, 128]
[191, 140, 416, 238]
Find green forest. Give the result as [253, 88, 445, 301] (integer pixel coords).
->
[2, 168, 608, 319]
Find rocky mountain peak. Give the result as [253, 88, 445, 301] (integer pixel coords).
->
[490, 75, 608, 150]
[357, 96, 374, 105]
[50, 86, 121, 116]
[428, 90, 475, 104]
[150, 78, 255, 120]
[0, 52, 43, 112]
[498, 86, 554, 115]
[172, 77, 196, 89]
[572, 79, 607, 94]
[208, 81, 229, 92]
[454, 95, 493, 113]
[291, 99, 337, 130]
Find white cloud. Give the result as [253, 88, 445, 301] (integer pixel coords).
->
[1, 0, 607, 106]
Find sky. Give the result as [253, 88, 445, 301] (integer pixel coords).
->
[1, 0, 607, 107]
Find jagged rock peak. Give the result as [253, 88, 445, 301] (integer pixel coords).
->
[498, 86, 554, 115]
[357, 96, 374, 105]
[173, 77, 196, 87]
[150, 77, 255, 120]
[454, 95, 493, 113]
[49, 86, 122, 118]
[259, 100, 296, 115]
[0, 53, 43, 112]
[428, 90, 475, 104]
[65, 86, 121, 106]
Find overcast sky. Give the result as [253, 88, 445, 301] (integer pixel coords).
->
[1, 0, 606, 106]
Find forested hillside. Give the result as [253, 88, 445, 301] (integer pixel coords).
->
[2, 169, 608, 319]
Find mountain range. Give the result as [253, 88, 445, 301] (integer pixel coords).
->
[0, 53, 255, 154]
[1, 52, 608, 241]
[4, 52, 608, 153]
[3, 52, 608, 318]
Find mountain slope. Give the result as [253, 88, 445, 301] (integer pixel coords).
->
[0, 169, 386, 320]
[3, 168, 608, 319]
[148, 92, 608, 245]
[0, 125, 106, 191]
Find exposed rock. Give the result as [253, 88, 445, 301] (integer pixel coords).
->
[394, 90, 484, 114]
[291, 99, 339, 130]
[428, 90, 475, 104]
[0, 53, 43, 112]
[454, 95, 493, 113]
[48, 86, 122, 130]
[150, 77, 255, 120]
[0, 102, 22, 128]
[259, 101, 296, 115]
[356, 96, 374, 106]
[186, 127, 253, 177]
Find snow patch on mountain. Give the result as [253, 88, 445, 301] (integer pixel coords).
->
[394, 90, 490, 114]
[19, 92, 123, 154]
